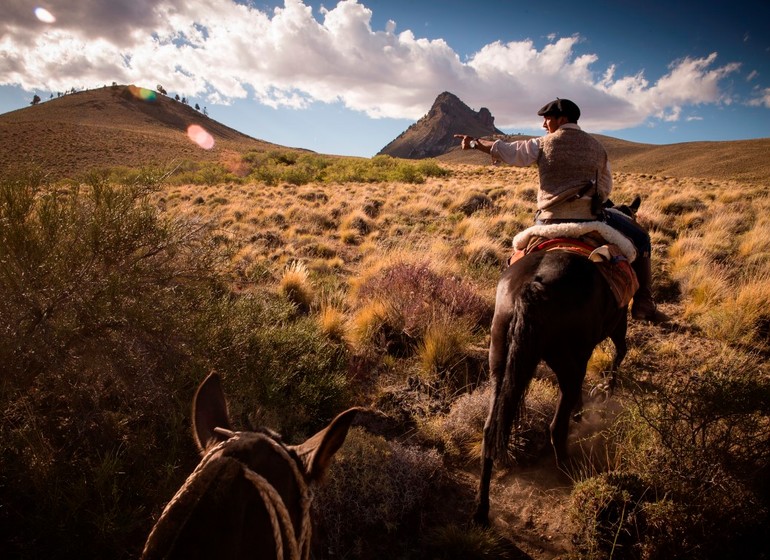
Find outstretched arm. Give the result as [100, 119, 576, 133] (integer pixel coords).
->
[455, 134, 540, 167]
[453, 134, 493, 154]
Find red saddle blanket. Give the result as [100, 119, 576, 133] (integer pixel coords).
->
[509, 235, 639, 308]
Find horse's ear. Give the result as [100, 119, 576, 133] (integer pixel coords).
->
[630, 195, 642, 212]
[192, 373, 233, 454]
[291, 407, 361, 483]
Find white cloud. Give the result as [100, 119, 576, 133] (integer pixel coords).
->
[748, 87, 770, 109]
[0, 0, 751, 132]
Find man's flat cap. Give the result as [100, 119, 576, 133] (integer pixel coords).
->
[537, 98, 580, 121]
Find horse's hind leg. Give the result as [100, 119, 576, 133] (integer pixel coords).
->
[474, 305, 510, 527]
[550, 359, 589, 469]
[475, 301, 539, 525]
[607, 315, 628, 394]
[589, 316, 628, 401]
[474, 457, 494, 526]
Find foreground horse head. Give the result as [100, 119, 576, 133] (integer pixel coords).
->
[475, 248, 628, 525]
[142, 373, 360, 560]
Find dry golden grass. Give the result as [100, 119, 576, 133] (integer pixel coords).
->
[279, 260, 315, 312]
[151, 159, 770, 382]
[5, 86, 770, 559]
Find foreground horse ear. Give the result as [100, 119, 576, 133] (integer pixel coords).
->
[192, 373, 233, 454]
[292, 407, 361, 483]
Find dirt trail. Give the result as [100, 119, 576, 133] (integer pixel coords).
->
[463, 390, 628, 559]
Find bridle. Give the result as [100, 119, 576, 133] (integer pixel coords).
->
[150, 428, 313, 560]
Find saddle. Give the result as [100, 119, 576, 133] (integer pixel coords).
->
[509, 222, 639, 308]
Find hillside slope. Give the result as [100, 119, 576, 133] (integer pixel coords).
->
[438, 132, 770, 184]
[0, 85, 288, 179]
[596, 134, 770, 184]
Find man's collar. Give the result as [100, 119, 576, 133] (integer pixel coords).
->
[558, 123, 581, 131]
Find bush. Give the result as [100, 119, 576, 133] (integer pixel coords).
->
[352, 260, 492, 357]
[314, 428, 443, 558]
[241, 151, 450, 185]
[426, 385, 489, 462]
[570, 472, 653, 560]
[595, 346, 770, 559]
[456, 192, 494, 216]
[0, 171, 224, 558]
[194, 290, 352, 440]
[0, 171, 354, 558]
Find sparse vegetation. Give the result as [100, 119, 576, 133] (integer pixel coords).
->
[1, 148, 769, 560]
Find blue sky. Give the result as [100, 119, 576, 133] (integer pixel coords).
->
[1, 0, 768, 157]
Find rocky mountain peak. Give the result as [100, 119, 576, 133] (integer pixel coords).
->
[377, 91, 503, 159]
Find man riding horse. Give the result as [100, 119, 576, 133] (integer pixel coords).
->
[455, 98, 664, 322]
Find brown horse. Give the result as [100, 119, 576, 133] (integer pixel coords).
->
[474, 247, 628, 525]
[142, 373, 360, 559]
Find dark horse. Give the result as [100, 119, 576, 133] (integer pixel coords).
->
[474, 245, 628, 525]
[142, 373, 360, 560]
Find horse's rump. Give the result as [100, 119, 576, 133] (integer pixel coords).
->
[487, 279, 546, 460]
[509, 227, 638, 308]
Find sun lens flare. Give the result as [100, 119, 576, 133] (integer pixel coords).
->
[126, 85, 156, 101]
[187, 124, 215, 150]
[34, 7, 56, 23]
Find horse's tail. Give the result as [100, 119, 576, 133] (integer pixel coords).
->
[486, 281, 544, 461]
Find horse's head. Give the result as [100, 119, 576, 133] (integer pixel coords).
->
[193, 372, 358, 484]
[607, 195, 642, 220]
[143, 373, 360, 560]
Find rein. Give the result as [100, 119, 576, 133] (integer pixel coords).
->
[210, 431, 312, 560]
[149, 430, 313, 560]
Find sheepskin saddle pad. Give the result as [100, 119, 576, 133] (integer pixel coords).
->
[509, 221, 639, 308]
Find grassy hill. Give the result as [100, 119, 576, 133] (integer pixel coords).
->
[440, 133, 770, 185]
[0, 85, 293, 179]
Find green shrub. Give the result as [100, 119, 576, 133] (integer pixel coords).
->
[597, 346, 770, 559]
[194, 290, 351, 440]
[165, 161, 238, 185]
[0, 171, 224, 558]
[0, 170, 353, 558]
[570, 472, 653, 560]
[241, 151, 450, 185]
